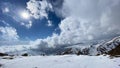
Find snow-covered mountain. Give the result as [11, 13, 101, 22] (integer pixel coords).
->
[97, 36, 120, 55]
[0, 36, 120, 56]
[60, 36, 120, 56]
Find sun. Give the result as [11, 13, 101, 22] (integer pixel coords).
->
[20, 11, 30, 19]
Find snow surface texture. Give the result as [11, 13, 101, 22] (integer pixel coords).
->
[0, 55, 120, 68]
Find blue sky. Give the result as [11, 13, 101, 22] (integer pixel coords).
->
[0, 0, 61, 41]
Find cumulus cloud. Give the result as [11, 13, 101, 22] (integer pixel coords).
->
[0, 26, 19, 41]
[30, 33, 60, 48]
[26, 0, 120, 48]
[27, 0, 53, 19]
[0, 26, 26, 46]
[26, 0, 54, 29]
[60, 0, 120, 41]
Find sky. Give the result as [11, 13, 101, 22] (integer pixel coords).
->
[0, 0, 62, 44]
[0, 0, 120, 48]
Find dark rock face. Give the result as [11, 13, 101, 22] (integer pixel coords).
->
[0, 64, 2, 67]
[108, 44, 120, 56]
[22, 53, 29, 56]
[82, 48, 89, 55]
[0, 53, 8, 56]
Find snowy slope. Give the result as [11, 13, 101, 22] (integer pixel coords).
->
[61, 36, 120, 55]
[97, 36, 120, 54]
[0, 55, 120, 68]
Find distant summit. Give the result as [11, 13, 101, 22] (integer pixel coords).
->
[60, 36, 120, 56]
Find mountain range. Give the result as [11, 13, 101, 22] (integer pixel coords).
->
[0, 36, 120, 56]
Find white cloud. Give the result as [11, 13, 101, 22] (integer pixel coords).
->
[25, 0, 53, 29]
[46, 20, 53, 27]
[0, 26, 19, 41]
[27, 0, 52, 19]
[59, 0, 120, 42]
[27, 21, 33, 28]
[30, 33, 60, 48]
[21, 21, 33, 29]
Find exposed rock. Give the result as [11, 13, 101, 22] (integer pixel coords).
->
[108, 44, 120, 56]
[0, 53, 8, 56]
[22, 53, 29, 56]
[0, 64, 2, 67]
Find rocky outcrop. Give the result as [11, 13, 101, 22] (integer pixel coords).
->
[0, 53, 8, 56]
[108, 44, 120, 56]
[22, 53, 29, 56]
